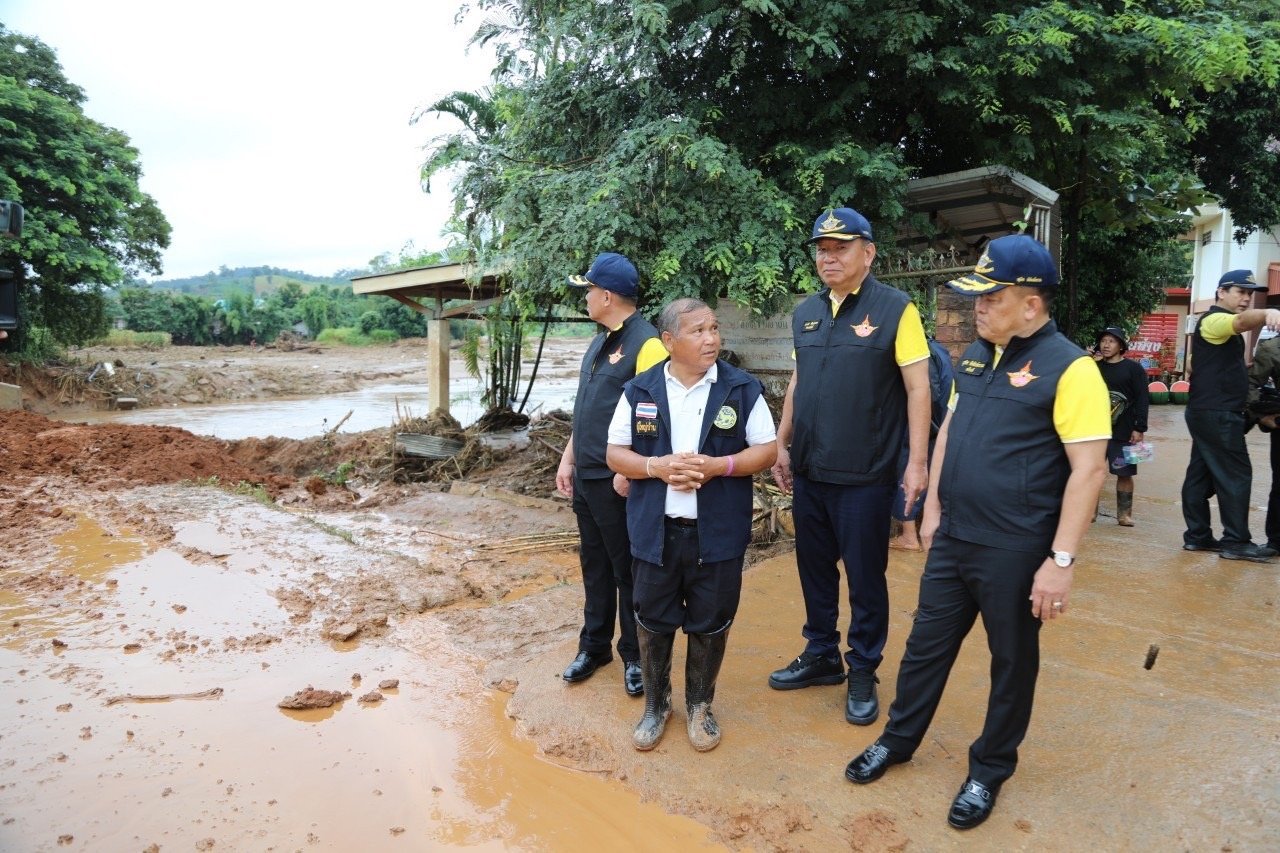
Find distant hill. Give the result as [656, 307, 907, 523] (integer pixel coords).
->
[144, 266, 352, 298]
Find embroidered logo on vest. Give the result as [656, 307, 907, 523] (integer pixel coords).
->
[635, 402, 658, 418]
[1007, 360, 1039, 388]
[802, 319, 821, 332]
[852, 314, 879, 338]
[608, 347, 624, 365]
[713, 405, 738, 429]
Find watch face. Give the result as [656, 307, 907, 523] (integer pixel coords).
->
[1054, 553, 1072, 567]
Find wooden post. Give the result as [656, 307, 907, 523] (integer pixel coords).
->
[427, 297, 449, 414]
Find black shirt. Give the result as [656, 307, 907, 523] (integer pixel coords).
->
[1097, 357, 1149, 441]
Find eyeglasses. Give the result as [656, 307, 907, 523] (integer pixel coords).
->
[808, 239, 862, 259]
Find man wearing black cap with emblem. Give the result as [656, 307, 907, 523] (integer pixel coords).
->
[556, 252, 667, 694]
[1180, 269, 1280, 562]
[1095, 327, 1149, 526]
[845, 234, 1110, 830]
[767, 207, 933, 727]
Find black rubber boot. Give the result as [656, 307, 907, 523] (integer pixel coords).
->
[685, 628, 729, 752]
[1117, 490, 1134, 526]
[633, 626, 674, 751]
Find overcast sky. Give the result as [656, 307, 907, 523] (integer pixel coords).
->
[4, 1, 495, 280]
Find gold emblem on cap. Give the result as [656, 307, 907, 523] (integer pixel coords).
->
[1247, 273, 1257, 283]
[974, 251, 994, 274]
[818, 210, 844, 233]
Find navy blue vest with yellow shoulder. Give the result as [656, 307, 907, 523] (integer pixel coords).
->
[789, 276, 910, 486]
[939, 320, 1089, 553]
[623, 360, 762, 565]
[572, 311, 660, 479]
[1188, 305, 1248, 411]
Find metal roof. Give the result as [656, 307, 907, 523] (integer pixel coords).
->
[350, 262, 502, 302]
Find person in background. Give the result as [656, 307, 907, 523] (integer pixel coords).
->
[606, 298, 776, 752]
[1095, 327, 1149, 526]
[1248, 330, 1280, 553]
[1181, 269, 1280, 562]
[845, 234, 1109, 830]
[889, 337, 953, 550]
[556, 252, 668, 695]
[768, 206, 932, 728]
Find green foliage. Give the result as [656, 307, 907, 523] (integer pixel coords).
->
[90, 329, 172, 349]
[0, 26, 170, 349]
[434, 1, 1280, 338]
[357, 310, 381, 335]
[367, 329, 398, 343]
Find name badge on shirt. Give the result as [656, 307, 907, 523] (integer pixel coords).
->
[960, 358, 987, 375]
[802, 320, 821, 332]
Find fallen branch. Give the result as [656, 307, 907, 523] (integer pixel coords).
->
[104, 687, 224, 706]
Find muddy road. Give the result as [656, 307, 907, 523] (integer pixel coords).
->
[1, 343, 1277, 851]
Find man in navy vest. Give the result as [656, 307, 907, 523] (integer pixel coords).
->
[556, 252, 667, 694]
[768, 207, 933, 728]
[1181, 269, 1280, 562]
[845, 234, 1110, 830]
[605, 298, 776, 751]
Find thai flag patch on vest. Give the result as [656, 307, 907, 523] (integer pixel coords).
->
[635, 402, 658, 419]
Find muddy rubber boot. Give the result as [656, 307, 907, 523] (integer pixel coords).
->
[633, 627, 674, 751]
[685, 629, 728, 752]
[1117, 490, 1134, 526]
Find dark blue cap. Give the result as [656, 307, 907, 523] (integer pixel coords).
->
[567, 252, 639, 299]
[947, 234, 1059, 295]
[804, 207, 874, 245]
[1218, 269, 1265, 290]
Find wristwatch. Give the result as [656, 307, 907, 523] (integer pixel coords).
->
[1050, 550, 1075, 568]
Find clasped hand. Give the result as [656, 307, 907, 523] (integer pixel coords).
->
[652, 451, 715, 491]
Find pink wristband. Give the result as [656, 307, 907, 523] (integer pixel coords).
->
[724, 454, 735, 477]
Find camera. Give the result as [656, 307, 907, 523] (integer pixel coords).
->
[0, 199, 22, 331]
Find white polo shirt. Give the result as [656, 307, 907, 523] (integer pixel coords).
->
[608, 362, 776, 519]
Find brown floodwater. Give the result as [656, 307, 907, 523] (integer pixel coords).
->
[0, 513, 721, 851]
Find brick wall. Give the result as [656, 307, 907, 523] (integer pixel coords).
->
[932, 288, 974, 364]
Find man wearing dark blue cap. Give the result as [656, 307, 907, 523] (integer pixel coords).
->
[767, 207, 933, 727]
[1180, 269, 1280, 562]
[557, 252, 667, 694]
[845, 234, 1110, 830]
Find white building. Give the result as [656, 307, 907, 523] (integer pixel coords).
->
[1188, 202, 1280, 311]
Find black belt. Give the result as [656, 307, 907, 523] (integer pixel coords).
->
[665, 516, 698, 528]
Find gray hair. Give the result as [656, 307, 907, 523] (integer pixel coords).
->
[657, 297, 711, 337]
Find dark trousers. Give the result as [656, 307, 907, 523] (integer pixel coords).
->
[572, 475, 638, 661]
[632, 521, 743, 635]
[792, 475, 894, 672]
[1268, 430, 1280, 548]
[1181, 408, 1254, 548]
[879, 532, 1043, 787]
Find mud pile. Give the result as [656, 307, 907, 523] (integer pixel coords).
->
[0, 410, 289, 491]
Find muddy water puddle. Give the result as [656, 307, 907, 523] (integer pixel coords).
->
[0, 506, 721, 851]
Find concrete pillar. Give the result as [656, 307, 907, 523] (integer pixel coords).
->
[0, 382, 20, 410]
[427, 315, 449, 414]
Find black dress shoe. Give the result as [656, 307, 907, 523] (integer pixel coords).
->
[623, 660, 644, 696]
[1182, 539, 1222, 552]
[947, 777, 1000, 829]
[844, 740, 909, 784]
[562, 650, 613, 683]
[845, 670, 879, 725]
[767, 652, 845, 690]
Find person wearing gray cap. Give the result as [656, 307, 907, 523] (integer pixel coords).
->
[845, 234, 1110, 830]
[1095, 327, 1149, 526]
[1180, 269, 1280, 562]
[556, 252, 667, 694]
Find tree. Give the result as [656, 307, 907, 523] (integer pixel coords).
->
[430, 1, 1280, 340]
[0, 26, 171, 350]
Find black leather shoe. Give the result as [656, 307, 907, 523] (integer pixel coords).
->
[1220, 543, 1278, 562]
[844, 740, 909, 784]
[767, 652, 845, 690]
[947, 777, 999, 829]
[623, 660, 644, 696]
[562, 650, 613, 683]
[1182, 539, 1222, 552]
[845, 670, 880, 725]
